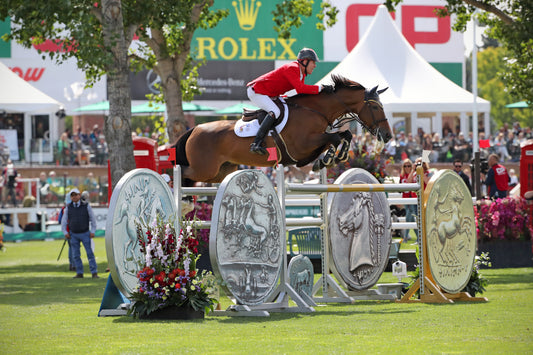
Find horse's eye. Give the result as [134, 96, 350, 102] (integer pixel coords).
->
[372, 105, 379, 111]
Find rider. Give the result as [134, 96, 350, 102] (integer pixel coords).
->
[246, 48, 332, 155]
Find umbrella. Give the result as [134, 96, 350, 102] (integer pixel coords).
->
[131, 102, 215, 114]
[215, 102, 259, 115]
[505, 101, 529, 108]
[73, 101, 109, 112]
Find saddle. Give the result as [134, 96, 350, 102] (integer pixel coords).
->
[241, 98, 286, 126]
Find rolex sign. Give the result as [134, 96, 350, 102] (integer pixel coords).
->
[192, 0, 323, 61]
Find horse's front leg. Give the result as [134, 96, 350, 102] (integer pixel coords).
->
[334, 130, 353, 164]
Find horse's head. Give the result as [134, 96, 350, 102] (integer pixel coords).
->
[360, 86, 392, 143]
[329, 75, 392, 143]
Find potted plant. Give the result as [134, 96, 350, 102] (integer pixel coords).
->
[127, 216, 218, 319]
[475, 196, 533, 268]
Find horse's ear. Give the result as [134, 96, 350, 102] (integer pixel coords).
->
[370, 86, 378, 94]
[377, 87, 388, 95]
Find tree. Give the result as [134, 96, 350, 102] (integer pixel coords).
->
[385, 0, 533, 103]
[1, 0, 337, 187]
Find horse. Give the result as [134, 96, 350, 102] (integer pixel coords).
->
[172, 74, 392, 184]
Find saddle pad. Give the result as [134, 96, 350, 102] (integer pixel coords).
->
[234, 98, 289, 137]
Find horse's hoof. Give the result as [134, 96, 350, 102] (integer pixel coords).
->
[312, 160, 322, 171]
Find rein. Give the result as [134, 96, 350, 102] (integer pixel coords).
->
[288, 90, 388, 134]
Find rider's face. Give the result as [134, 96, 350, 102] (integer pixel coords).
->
[305, 60, 317, 75]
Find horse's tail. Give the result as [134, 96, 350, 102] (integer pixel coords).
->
[172, 127, 194, 167]
[171, 128, 196, 187]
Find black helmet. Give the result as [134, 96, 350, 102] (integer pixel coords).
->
[297, 48, 319, 62]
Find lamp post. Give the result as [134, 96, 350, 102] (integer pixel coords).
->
[472, 10, 481, 200]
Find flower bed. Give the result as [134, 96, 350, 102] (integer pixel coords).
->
[128, 217, 217, 318]
[475, 196, 533, 268]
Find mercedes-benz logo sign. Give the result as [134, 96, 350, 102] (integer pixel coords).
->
[146, 69, 161, 94]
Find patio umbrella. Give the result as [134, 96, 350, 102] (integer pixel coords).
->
[215, 102, 259, 115]
[505, 101, 529, 108]
[73, 101, 109, 112]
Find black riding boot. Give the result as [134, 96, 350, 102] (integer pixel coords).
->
[250, 113, 276, 155]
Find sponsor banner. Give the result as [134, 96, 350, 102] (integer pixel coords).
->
[192, 0, 323, 61]
[0, 57, 106, 114]
[0, 129, 19, 161]
[324, 0, 464, 63]
[131, 61, 274, 101]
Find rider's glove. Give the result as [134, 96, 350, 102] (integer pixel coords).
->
[321, 84, 334, 94]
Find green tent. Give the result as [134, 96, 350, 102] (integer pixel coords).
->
[73, 101, 110, 112]
[215, 102, 259, 115]
[131, 102, 214, 113]
[505, 101, 529, 108]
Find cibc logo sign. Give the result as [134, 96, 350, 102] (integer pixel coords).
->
[9, 67, 45, 82]
[345, 4, 450, 51]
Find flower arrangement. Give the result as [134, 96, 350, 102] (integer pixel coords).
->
[327, 143, 393, 183]
[475, 196, 532, 241]
[127, 216, 218, 318]
[184, 202, 212, 250]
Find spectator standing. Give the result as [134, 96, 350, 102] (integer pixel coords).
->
[3, 159, 17, 207]
[509, 169, 519, 189]
[95, 135, 108, 165]
[161, 173, 173, 193]
[453, 159, 472, 195]
[482, 153, 510, 199]
[61, 188, 99, 279]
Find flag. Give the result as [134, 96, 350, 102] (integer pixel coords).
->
[421, 150, 431, 163]
[168, 148, 176, 162]
[267, 147, 278, 162]
[479, 140, 491, 149]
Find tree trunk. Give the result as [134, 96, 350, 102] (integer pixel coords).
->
[157, 56, 188, 143]
[101, 0, 136, 191]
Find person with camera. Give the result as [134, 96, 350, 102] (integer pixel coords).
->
[482, 153, 510, 199]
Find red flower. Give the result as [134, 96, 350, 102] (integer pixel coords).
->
[189, 270, 196, 278]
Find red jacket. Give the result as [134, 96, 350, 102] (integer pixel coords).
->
[247, 61, 320, 97]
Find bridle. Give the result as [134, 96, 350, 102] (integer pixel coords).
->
[330, 90, 388, 137]
[288, 87, 389, 138]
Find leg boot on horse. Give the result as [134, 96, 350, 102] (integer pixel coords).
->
[250, 112, 276, 155]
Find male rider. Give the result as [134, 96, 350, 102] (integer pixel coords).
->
[246, 48, 333, 155]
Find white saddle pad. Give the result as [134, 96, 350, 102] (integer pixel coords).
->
[234, 98, 289, 137]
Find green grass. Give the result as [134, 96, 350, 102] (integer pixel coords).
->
[1, 238, 532, 354]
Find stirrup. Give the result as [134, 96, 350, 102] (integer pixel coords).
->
[250, 142, 267, 155]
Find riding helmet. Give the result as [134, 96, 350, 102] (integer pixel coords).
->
[297, 48, 319, 62]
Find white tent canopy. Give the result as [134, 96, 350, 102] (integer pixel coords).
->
[0, 61, 63, 162]
[318, 5, 490, 137]
[0, 61, 62, 113]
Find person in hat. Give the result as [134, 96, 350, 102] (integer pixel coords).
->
[246, 48, 333, 155]
[161, 173, 173, 192]
[61, 188, 99, 278]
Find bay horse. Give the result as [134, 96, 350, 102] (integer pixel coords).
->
[172, 74, 392, 184]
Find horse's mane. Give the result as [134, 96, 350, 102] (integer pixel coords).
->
[289, 74, 365, 100]
[330, 74, 365, 91]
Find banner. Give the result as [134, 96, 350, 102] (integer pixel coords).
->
[0, 129, 19, 161]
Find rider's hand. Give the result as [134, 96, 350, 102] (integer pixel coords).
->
[321, 84, 334, 94]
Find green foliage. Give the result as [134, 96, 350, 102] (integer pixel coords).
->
[463, 252, 491, 296]
[272, 0, 338, 39]
[384, 0, 533, 103]
[408, 252, 491, 297]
